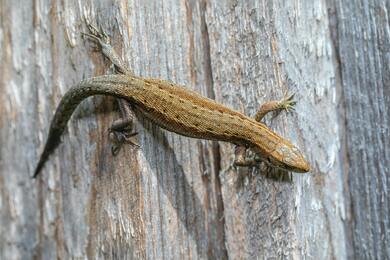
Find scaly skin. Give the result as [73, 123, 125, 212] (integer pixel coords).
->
[33, 74, 310, 177]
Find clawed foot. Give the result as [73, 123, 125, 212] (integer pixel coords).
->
[233, 146, 262, 167]
[254, 91, 297, 122]
[109, 114, 140, 155]
[82, 18, 111, 49]
[277, 92, 296, 113]
[233, 147, 282, 176]
[109, 128, 139, 155]
[234, 157, 261, 167]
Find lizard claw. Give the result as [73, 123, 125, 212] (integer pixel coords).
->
[82, 18, 110, 46]
[123, 132, 140, 147]
[98, 24, 109, 40]
[109, 130, 139, 155]
[278, 92, 297, 113]
[111, 143, 121, 156]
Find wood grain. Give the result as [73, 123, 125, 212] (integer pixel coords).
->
[330, 0, 390, 258]
[0, 0, 388, 259]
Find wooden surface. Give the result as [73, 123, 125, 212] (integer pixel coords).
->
[0, 0, 388, 259]
[330, 0, 390, 258]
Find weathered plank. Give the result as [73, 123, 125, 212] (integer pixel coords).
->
[331, 0, 390, 258]
[207, 1, 346, 258]
[0, 0, 388, 259]
[1, 0, 226, 258]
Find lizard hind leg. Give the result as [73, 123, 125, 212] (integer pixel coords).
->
[83, 18, 131, 75]
[109, 102, 140, 155]
[83, 19, 139, 154]
[233, 92, 297, 167]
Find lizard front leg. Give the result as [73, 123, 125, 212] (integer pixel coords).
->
[83, 20, 139, 155]
[234, 93, 296, 167]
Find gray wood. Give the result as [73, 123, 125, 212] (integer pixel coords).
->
[329, 0, 390, 258]
[0, 0, 388, 259]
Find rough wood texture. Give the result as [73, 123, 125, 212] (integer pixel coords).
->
[329, 0, 390, 258]
[208, 1, 346, 258]
[0, 0, 388, 259]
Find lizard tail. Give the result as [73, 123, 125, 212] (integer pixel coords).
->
[33, 74, 137, 178]
[33, 133, 61, 178]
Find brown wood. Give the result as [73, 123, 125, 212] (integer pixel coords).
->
[0, 0, 388, 259]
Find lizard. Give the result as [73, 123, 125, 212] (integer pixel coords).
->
[33, 22, 310, 178]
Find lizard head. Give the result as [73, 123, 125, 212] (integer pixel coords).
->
[264, 142, 310, 173]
